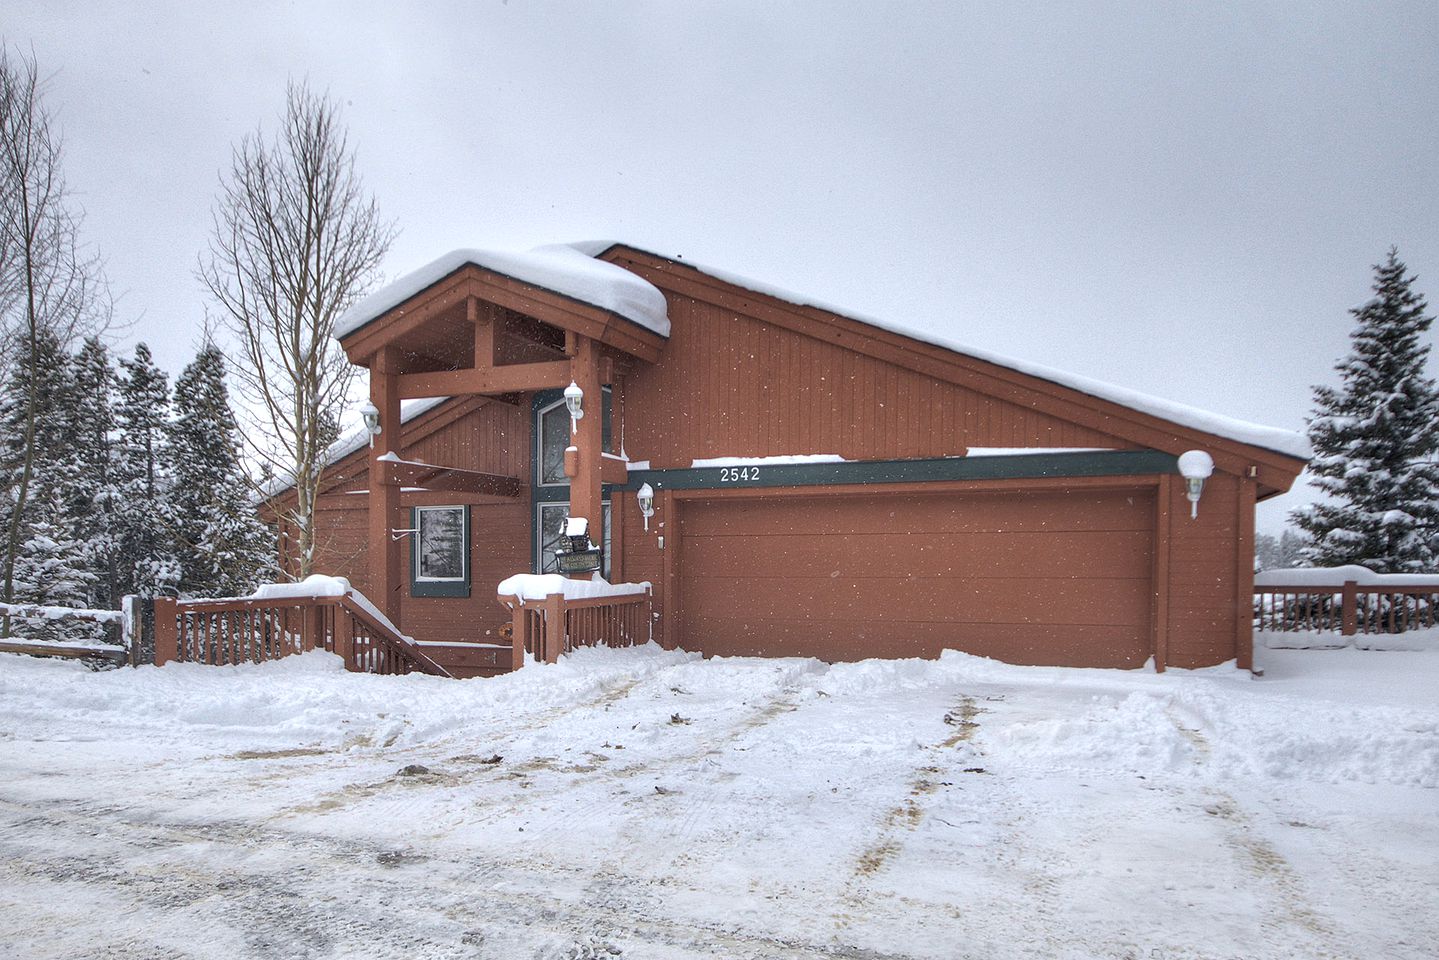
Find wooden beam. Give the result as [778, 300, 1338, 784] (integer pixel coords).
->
[1152, 474, 1172, 673]
[1234, 477, 1257, 672]
[369, 346, 404, 624]
[569, 336, 604, 578]
[0, 640, 126, 661]
[472, 297, 496, 368]
[396, 360, 572, 399]
[382, 459, 523, 498]
[601, 455, 628, 485]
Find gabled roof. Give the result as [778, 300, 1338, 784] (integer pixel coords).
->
[336, 244, 671, 341]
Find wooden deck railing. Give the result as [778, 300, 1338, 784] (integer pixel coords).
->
[0, 598, 139, 665]
[153, 590, 453, 677]
[497, 587, 652, 665]
[1254, 580, 1439, 637]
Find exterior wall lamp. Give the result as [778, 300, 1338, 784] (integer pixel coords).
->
[564, 381, 584, 434]
[1177, 450, 1214, 520]
[636, 482, 655, 531]
[360, 401, 381, 448]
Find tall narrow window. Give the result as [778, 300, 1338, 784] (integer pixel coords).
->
[411, 505, 470, 598]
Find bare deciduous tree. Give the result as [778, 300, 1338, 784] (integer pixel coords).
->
[199, 81, 394, 579]
[0, 46, 108, 627]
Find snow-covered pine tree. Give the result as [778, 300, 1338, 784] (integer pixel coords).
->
[166, 343, 275, 597]
[66, 337, 121, 608]
[110, 343, 179, 598]
[0, 331, 100, 640]
[1293, 249, 1439, 573]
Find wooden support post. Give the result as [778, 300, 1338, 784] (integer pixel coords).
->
[153, 597, 177, 666]
[369, 346, 404, 625]
[122, 595, 140, 668]
[1234, 478, 1257, 672]
[510, 604, 527, 669]
[569, 336, 603, 579]
[335, 611, 355, 669]
[1151, 476, 1171, 673]
[660, 492, 679, 650]
[543, 593, 565, 663]
[301, 604, 324, 652]
[1341, 580, 1358, 636]
[471, 296, 495, 368]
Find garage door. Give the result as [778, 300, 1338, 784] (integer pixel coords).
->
[677, 488, 1154, 667]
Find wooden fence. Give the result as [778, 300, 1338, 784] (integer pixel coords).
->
[1254, 580, 1439, 637]
[498, 588, 652, 665]
[153, 592, 452, 677]
[0, 598, 139, 665]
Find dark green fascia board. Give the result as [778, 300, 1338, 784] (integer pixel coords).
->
[607, 450, 1179, 493]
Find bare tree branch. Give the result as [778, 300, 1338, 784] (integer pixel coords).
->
[198, 80, 394, 579]
[0, 45, 110, 632]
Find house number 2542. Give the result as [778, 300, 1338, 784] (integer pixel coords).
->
[719, 466, 760, 482]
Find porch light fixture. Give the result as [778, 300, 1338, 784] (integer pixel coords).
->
[564, 381, 584, 434]
[636, 482, 655, 531]
[360, 401, 381, 448]
[1177, 450, 1214, 520]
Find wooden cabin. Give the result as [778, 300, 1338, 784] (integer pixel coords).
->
[265, 242, 1307, 677]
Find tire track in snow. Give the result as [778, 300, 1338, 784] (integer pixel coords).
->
[1164, 704, 1354, 958]
[0, 792, 927, 960]
[268, 658, 689, 820]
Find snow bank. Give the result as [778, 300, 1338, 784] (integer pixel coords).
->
[495, 574, 651, 602]
[337, 245, 671, 340]
[1261, 625, 1439, 652]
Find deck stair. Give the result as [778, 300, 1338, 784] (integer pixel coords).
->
[154, 582, 461, 677]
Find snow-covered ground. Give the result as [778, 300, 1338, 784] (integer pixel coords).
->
[0, 645, 1434, 960]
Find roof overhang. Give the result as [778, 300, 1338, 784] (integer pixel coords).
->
[337, 251, 669, 367]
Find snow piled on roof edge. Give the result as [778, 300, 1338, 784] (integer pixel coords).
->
[613, 246, 1309, 461]
[335, 245, 671, 340]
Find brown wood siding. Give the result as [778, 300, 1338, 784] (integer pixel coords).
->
[620, 296, 1132, 469]
[674, 489, 1153, 667]
[281, 248, 1288, 673]
[1163, 472, 1243, 668]
[290, 399, 532, 646]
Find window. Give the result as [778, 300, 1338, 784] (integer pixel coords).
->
[411, 505, 470, 598]
[536, 389, 614, 487]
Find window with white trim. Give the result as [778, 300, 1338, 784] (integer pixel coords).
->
[411, 505, 470, 597]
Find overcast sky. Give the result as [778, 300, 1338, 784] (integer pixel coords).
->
[7, 1, 1438, 533]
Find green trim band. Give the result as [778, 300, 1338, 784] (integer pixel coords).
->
[610, 450, 1178, 493]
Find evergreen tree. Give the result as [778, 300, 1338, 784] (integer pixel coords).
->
[1293, 249, 1439, 573]
[165, 343, 275, 596]
[0, 331, 98, 639]
[67, 337, 120, 608]
[110, 343, 178, 598]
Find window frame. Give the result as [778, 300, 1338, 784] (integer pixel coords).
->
[410, 504, 471, 598]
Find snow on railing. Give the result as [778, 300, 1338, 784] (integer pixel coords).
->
[1254, 568, 1439, 640]
[0, 598, 138, 665]
[496, 576, 652, 665]
[154, 579, 451, 677]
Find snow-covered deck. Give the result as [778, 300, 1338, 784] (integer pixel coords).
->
[0, 645, 1433, 958]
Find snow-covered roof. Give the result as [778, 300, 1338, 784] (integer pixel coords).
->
[336, 244, 671, 340]
[591, 242, 1310, 462]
